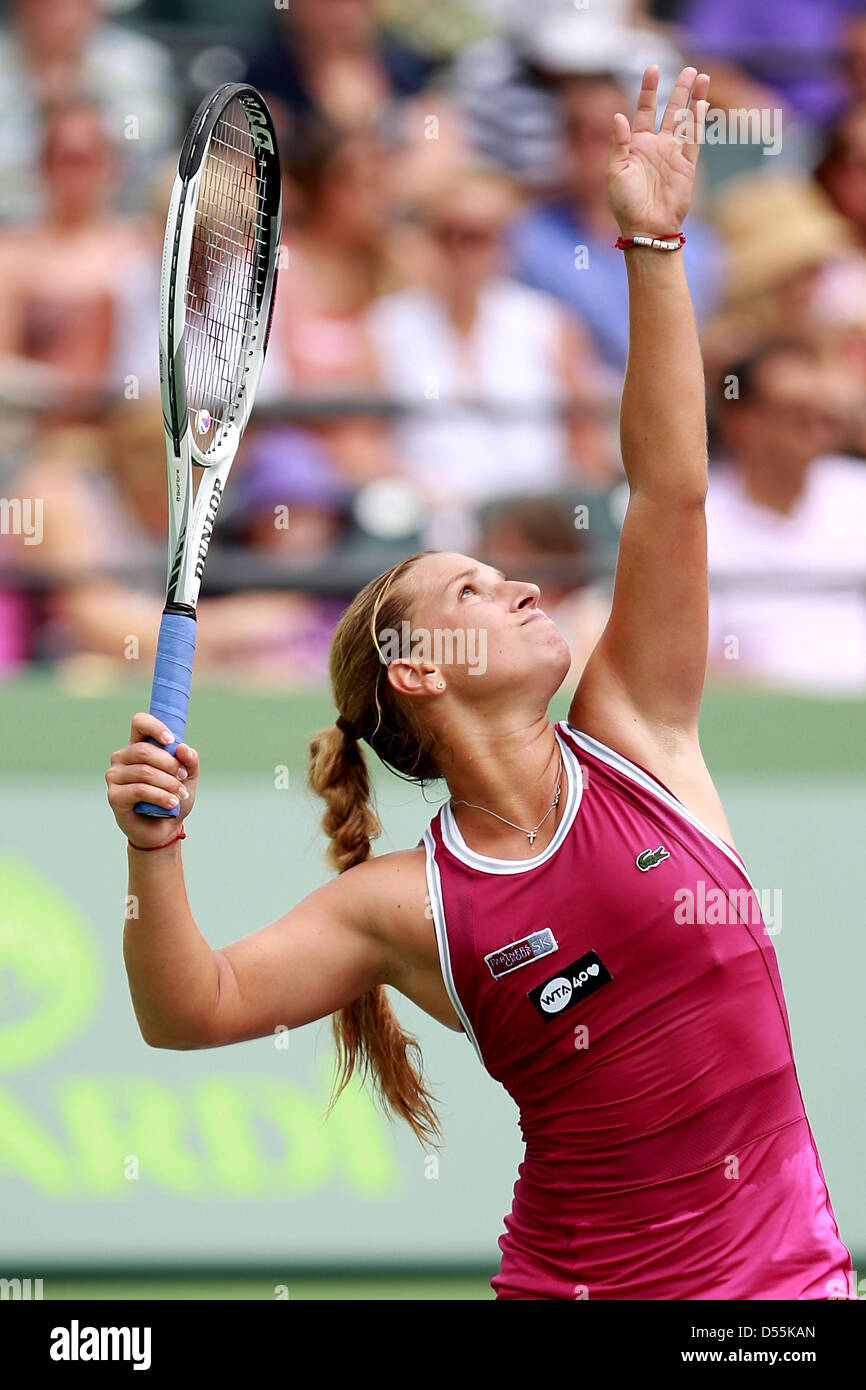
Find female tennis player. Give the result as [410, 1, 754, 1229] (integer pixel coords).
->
[107, 66, 853, 1300]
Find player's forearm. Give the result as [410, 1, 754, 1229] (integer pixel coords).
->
[123, 842, 220, 1048]
[619, 250, 708, 502]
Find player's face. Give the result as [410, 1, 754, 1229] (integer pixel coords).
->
[385, 552, 572, 703]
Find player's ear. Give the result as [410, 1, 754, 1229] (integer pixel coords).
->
[386, 661, 441, 699]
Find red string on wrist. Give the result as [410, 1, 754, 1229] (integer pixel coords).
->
[128, 826, 186, 851]
[613, 231, 686, 251]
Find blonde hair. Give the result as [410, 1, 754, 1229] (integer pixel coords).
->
[308, 551, 445, 1147]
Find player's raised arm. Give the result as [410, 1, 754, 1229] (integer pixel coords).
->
[570, 66, 712, 746]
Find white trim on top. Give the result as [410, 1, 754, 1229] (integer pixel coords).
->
[558, 721, 762, 901]
[422, 827, 485, 1064]
[438, 726, 583, 875]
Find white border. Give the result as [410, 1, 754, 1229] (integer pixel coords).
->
[422, 828, 484, 1063]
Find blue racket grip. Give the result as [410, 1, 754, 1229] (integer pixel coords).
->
[134, 609, 197, 818]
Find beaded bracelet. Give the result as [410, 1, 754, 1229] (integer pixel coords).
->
[613, 232, 686, 251]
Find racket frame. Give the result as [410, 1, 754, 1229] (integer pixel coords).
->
[135, 83, 281, 817]
[160, 82, 282, 612]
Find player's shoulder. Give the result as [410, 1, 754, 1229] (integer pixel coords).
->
[326, 846, 432, 963]
[358, 844, 428, 881]
[333, 845, 429, 919]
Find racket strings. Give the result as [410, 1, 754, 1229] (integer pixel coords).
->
[184, 99, 271, 452]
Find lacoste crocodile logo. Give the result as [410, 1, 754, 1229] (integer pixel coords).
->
[636, 845, 671, 872]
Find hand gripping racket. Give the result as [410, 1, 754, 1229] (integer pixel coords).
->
[135, 83, 282, 816]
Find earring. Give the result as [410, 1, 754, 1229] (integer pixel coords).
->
[437, 680, 445, 689]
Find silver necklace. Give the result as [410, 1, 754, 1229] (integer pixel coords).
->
[450, 752, 564, 846]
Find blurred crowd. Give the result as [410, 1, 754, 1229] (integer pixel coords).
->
[2, 0, 866, 693]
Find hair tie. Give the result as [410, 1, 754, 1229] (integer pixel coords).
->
[336, 714, 357, 740]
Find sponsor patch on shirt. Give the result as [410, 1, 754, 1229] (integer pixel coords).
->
[527, 949, 613, 1019]
[484, 927, 558, 979]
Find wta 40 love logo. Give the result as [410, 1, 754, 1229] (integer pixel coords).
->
[528, 950, 613, 1020]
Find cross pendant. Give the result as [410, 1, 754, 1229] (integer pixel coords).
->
[528, 830, 537, 845]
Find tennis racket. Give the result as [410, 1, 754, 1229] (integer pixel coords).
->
[135, 83, 282, 817]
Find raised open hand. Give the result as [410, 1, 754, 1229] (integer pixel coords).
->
[607, 65, 710, 240]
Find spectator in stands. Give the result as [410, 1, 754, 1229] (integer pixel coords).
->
[702, 172, 866, 384]
[705, 340, 866, 692]
[216, 427, 355, 684]
[6, 401, 336, 686]
[810, 114, 866, 430]
[508, 64, 723, 369]
[477, 493, 611, 688]
[245, 0, 440, 135]
[227, 427, 354, 561]
[0, 0, 180, 222]
[446, 7, 684, 189]
[247, 0, 476, 220]
[367, 165, 621, 550]
[257, 121, 409, 487]
[815, 103, 866, 247]
[0, 100, 160, 405]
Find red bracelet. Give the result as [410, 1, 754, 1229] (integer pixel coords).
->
[613, 231, 686, 250]
[128, 826, 186, 851]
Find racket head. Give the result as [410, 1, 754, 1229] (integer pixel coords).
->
[162, 83, 281, 465]
[158, 82, 282, 607]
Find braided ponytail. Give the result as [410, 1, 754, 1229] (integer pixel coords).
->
[308, 552, 444, 1149]
[308, 721, 381, 875]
